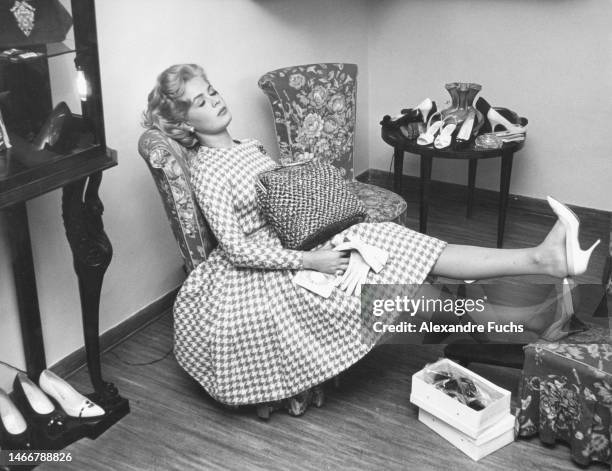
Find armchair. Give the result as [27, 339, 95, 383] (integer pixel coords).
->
[138, 128, 330, 419]
[258, 63, 407, 225]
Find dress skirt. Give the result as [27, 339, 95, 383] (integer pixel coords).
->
[173, 220, 446, 406]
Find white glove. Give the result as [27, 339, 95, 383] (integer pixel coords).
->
[334, 250, 370, 297]
[332, 235, 388, 273]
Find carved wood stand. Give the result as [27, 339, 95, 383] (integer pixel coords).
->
[4, 170, 128, 456]
[59, 172, 129, 438]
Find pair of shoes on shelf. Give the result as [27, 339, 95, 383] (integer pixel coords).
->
[0, 371, 106, 449]
[32, 102, 85, 153]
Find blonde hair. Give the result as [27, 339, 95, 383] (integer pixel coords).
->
[142, 64, 207, 148]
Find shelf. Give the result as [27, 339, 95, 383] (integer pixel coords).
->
[0, 143, 117, 209]
[45, 41, 77, 58]
[0, 42, 80, 64]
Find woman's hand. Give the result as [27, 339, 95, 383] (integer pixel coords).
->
[302, 249, 350, 275]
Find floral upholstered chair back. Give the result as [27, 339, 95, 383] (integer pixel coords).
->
[258, 63, 357, 180]
[138, 129, 216, 273]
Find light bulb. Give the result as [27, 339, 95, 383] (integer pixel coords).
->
[76, 68, 88, 101]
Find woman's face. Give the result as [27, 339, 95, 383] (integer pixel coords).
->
[182, 76, 232, 135]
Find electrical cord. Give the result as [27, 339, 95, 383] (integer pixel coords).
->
[1, 345, 174, 374]
[107, 346, 174, 366]
[389, 151, 394, 187]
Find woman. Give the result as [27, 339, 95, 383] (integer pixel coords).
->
[143, 64, 600, 406]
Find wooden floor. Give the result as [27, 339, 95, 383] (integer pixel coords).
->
[40, 173, 611, 471]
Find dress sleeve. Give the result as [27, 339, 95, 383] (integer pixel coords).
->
[192, 162, 304, 270]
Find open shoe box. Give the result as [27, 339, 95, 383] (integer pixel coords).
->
[418, 409, 516, 461]
[410, 358, 511, 438]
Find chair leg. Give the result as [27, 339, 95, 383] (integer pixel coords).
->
[287, 390, 312, 417]
[256, 404, 273, 420]
[312, 385, 325, 408]
[332, 375, 341, 389]
[254, 379, 337, 419]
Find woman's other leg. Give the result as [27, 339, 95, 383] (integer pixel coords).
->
[430, 221, 567, 280]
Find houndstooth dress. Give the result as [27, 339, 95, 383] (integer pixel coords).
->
[173, 139, 447, 405]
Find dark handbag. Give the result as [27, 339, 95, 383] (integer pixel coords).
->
[256, 160, 367, 250]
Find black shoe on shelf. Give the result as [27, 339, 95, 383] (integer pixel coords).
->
[12, 373, 65, 437]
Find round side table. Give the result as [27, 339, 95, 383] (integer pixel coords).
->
[381, 127, 525, 248]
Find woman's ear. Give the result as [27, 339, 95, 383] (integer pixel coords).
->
[183, 122, 195, 134]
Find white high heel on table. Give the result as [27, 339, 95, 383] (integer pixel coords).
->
[39, 370, 105, 419]
[475, 97, 527, 135]
[456, 109, 476, 144]
[417, 118, 443, 146]
[434, 122, 457, 149]
[415, 98, 437, 123]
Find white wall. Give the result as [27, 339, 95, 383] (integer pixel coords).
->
[0, 0, 369, 390]
[368, 0, 612, 211]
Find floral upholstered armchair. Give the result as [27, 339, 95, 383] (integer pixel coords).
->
[258, 63, 407, 225]
[138, 128, 331, 419]
[138, 129, 215, 273]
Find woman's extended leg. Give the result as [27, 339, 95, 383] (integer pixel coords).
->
[430, 221, 568, 280]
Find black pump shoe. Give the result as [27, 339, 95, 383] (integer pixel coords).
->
[0, 388, 32, 450]
[12, 373, 65, 437]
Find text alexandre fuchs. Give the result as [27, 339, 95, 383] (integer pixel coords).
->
[371, 296, 525, 334]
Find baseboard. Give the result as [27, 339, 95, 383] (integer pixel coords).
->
[357, 169, 611, 219]
[50, 286, 180, 379]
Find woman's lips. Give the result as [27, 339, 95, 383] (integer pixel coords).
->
[218, 106, 227, 116]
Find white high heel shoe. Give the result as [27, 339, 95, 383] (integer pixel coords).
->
[417, 118, 443, 146]
[434, 123, 457, 149]
[39, 370, 105, 419]
[415, 98, 436, 123]
[456, 109, 476, 143]
[475, 97, 526, 135]
[15, 372, 55, 415]
[540, 196, 600, 340]
[546, 196, 601, 276]
[0, 389, 27, 436]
